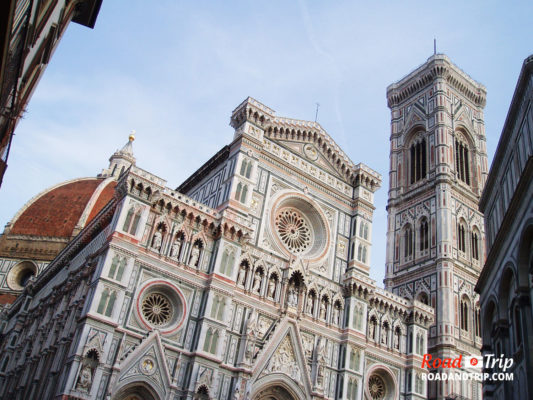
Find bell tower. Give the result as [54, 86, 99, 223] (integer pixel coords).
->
[384, 54, 488, 400]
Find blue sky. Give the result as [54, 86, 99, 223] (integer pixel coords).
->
[1, 0, 531, 285]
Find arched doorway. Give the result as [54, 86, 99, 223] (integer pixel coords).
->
[253, 385, 295, 400]
[112, 383, 159, 400]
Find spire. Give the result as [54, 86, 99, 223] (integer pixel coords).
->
[98, 131, 137, 179]
[117, 130, 135, 158]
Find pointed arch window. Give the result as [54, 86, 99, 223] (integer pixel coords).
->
[240, 184, 248, 203]
[123, 207, 142, 235]
[475, 304, 482, 338]
[471, 230, 480, 260]
[220, 248, 235, 276]
[357, 244, 367, 263]
[108, 255, 127, 281]
[203, 328, 219, 354]
[410, 136, 427, 184]
[403, 224, 413, 258]
[122, 208, 134, 232]
[458, 221, 467, 253]
[210, 295, 225, 321]
[97, 288, 116, 317]
[235, 183, 242, 201]
[240, 158, 253, 179]
[455, 136, 471, 185]
[359, 221, 369, 240]
[234, 182, 248, 203]
[460, 296, 470, 331]
[419, 218, 429, 252]
[347, 378, 358, 399]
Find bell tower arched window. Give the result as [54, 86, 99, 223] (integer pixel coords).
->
[403, 224, 413, 258]
[455, 135, 471, 185]
[409, 136, 427, 184]
[419, 218, 429, 252]
[458, 220, 467, 253]
[460, 295, 470, 331]
[471, 229, 480, 260]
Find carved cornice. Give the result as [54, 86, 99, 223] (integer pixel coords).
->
[387, 54, 487, 108]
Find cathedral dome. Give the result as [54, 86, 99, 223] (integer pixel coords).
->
[0, 177, 117, 265]
[9, 177, 116, 238]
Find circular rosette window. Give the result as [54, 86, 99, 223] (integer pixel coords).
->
[275, 208, 311, 254]
[368, 375, 386, 399]
[271, 194, 329, 260]
[136, 280, 187, 334]
[364, 366, 398, 400]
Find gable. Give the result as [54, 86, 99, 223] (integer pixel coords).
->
[272, 139, 344, 179]
[251, 319, 313, 398]
[404, 102, 426, 134]
[112, 331, 172, 398]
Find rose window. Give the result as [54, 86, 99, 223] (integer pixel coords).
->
[275, 208, 311, 254]
[142, 293, 173, 326]
[368, 375, 386, 399]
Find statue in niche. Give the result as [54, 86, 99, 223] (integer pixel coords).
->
[151, 230, 162, 251]
[306, 296, 314, 315]
[320, 299, 327, 320]
[333, 305, 340, 325]
[267, 277, 276, 299]
[76, 365, 93, 392]
[189, 244, 200, 267]
[381, 330, 387, 344]
[287, 285, 298, 307]
[394, 330, 400, 350]
[170, 237, 182, 258]
[369, 320, 376, 340]
[237, 263, 247, 287]
[316, 339, 327, 387]
[303, 335, 314, 358]
[246, 309, 258, 336]
[252, 270, 261, 293]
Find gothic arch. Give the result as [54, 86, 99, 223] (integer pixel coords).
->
[404, 126, 426, 149]
[251, 374, 306, 400]
[112, 381, 161, 400]
[482, 298, 498, 347]
[497, 264, 516, 320]
[454, 126, 476, 149]
[517, 221, 533, 289]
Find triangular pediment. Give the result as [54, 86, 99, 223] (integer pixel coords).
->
[454, 107, 476, 138]
[112, 331, 173, 398]
[252, 319, 312, 398]
[404, 103, 426, 133]
[272, 139, 344, 179]
[264, 117, 361, 184]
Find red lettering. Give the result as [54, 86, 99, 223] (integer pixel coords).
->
[422, 354, 432, 368]
[452, 355, 463, 368]
[442, 358, 451, 368]
[433, 358, 442, 368]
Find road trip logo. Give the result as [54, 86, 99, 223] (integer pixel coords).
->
[421, 354, 514, 382]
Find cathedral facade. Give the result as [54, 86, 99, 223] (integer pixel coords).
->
[384, 54, 488, 400]
[0, 97, 433, 399]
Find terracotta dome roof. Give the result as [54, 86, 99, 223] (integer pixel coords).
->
[10, 178, 117, 238]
